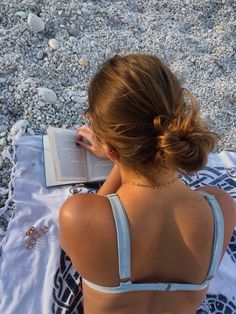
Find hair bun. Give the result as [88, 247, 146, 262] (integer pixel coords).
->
[154, 109, 217, 175]
[156, 131, 205, 174]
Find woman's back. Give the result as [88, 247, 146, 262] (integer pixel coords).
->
[60, 182, 236, 314]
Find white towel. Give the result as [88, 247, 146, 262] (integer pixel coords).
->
[0, 135, 235, 314]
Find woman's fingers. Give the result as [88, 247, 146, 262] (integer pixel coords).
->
[75, 125, 108, 159]
[76, 140, 92, 151]
[76, 130, 94, 144]
[76, 125, 94, 144]
[77, 134, 83, 141]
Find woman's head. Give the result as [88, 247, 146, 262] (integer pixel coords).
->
[86, 53, 218, 176]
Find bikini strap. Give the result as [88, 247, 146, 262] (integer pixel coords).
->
[107, 193, 131, 282]
[197, 190, 225, 279]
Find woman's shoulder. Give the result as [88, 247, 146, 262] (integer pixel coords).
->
[59, 193, 119, 282]
[60, 193, 109, 216]
[195, 185, 236, 255]
[194, 185, 236, 220]
[59, 193, 115, 240]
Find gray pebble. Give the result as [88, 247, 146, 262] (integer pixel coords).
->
[27, 127, 35, 135]
[81, 7, 90, 15]
[0, 187, 9, 196]
[0, 132, 6, 137]
[37, 101, 45, 108]
[14, 11, 27, 18]
[38, 87, 57, 104]
[68, 91, 80, 98]
[0, 125, 6, 132]
[0, 138, 7, 147]
[27, 13, 45, 32]
[37, 50, 44, 60]
[71, 95, 84, 103]
[1, 146, 12, 160]
[10, 119, 29, 137]
[1, 179, 8, 185]
[69, 36, 78, 43]
[71, 77, 78, 85]
[0, 78, 7, 84]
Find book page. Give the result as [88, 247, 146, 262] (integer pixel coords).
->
[85, 150, 113, 182]
[43, 135, 85, 187]
[47, 127, 87, 181]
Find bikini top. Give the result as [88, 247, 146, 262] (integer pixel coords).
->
[83, 190, 224, 293]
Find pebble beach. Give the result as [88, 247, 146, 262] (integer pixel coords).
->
[0, 0, 235, 237]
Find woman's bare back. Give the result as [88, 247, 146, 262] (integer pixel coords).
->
[60, 182, 236, 314]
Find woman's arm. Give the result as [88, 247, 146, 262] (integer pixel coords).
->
[76, 125, 122, 195]
[97, 164, 122, 196]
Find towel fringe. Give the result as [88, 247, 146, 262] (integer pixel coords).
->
[0, 136, 19, 245]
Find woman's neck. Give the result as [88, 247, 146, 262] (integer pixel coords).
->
[116, 162, 179, 187]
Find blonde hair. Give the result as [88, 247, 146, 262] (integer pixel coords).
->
[86, 53, 218, 176]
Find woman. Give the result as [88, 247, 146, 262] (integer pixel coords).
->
[59, 54, 236, 314]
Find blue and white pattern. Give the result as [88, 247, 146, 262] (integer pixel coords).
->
[197, 294, 236, 314]
[52, 250, 84, 314]
[227, 230, 236, 264]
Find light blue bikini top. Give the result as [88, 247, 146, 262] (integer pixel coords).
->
[83, 190, 224, 293]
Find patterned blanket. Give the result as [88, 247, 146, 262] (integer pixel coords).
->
[0, 135, 235, 314]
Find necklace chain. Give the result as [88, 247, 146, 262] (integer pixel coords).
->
[123, 176, 179, 191]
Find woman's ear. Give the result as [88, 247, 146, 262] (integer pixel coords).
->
[102, 144, 120, 161]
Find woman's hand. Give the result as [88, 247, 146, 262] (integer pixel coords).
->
[76, 125, 108, 159]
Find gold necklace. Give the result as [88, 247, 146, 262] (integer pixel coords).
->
[123, 176, 179, 191]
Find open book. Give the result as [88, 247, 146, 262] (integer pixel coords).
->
[43, 126, 113, 187]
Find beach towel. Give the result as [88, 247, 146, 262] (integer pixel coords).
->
[0, 134, 235, 314]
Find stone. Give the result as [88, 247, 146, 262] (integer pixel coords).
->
[27, 13, 45, 32]
[37, 50, 44, 60]
[37, 101, 46, 108]
[0, 138, 7, 147]
[1, 146, 12, 161]
[81, 7, 90, 15]
[10, 119, 29, 137]
[71, 96, 80, 102]
[0, 132, 6, 137]
[38, 87, 57, 104]
[0, 187, 9, 196]
[0, 125, 6, 132]
[27, 127, 35, 135]
[71, 77, 78, 85]
[69, 36, 78, 43]
[22, 78, 37, 89]
[14, 11, 27, 18]
[40, 124, 47, 130]
[71, 95, 84, 103]
[0, 78, 7, 84]
[48, 38, 59, 50]
[68, 91, 80, 97]
[79, 57, 88, 67]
